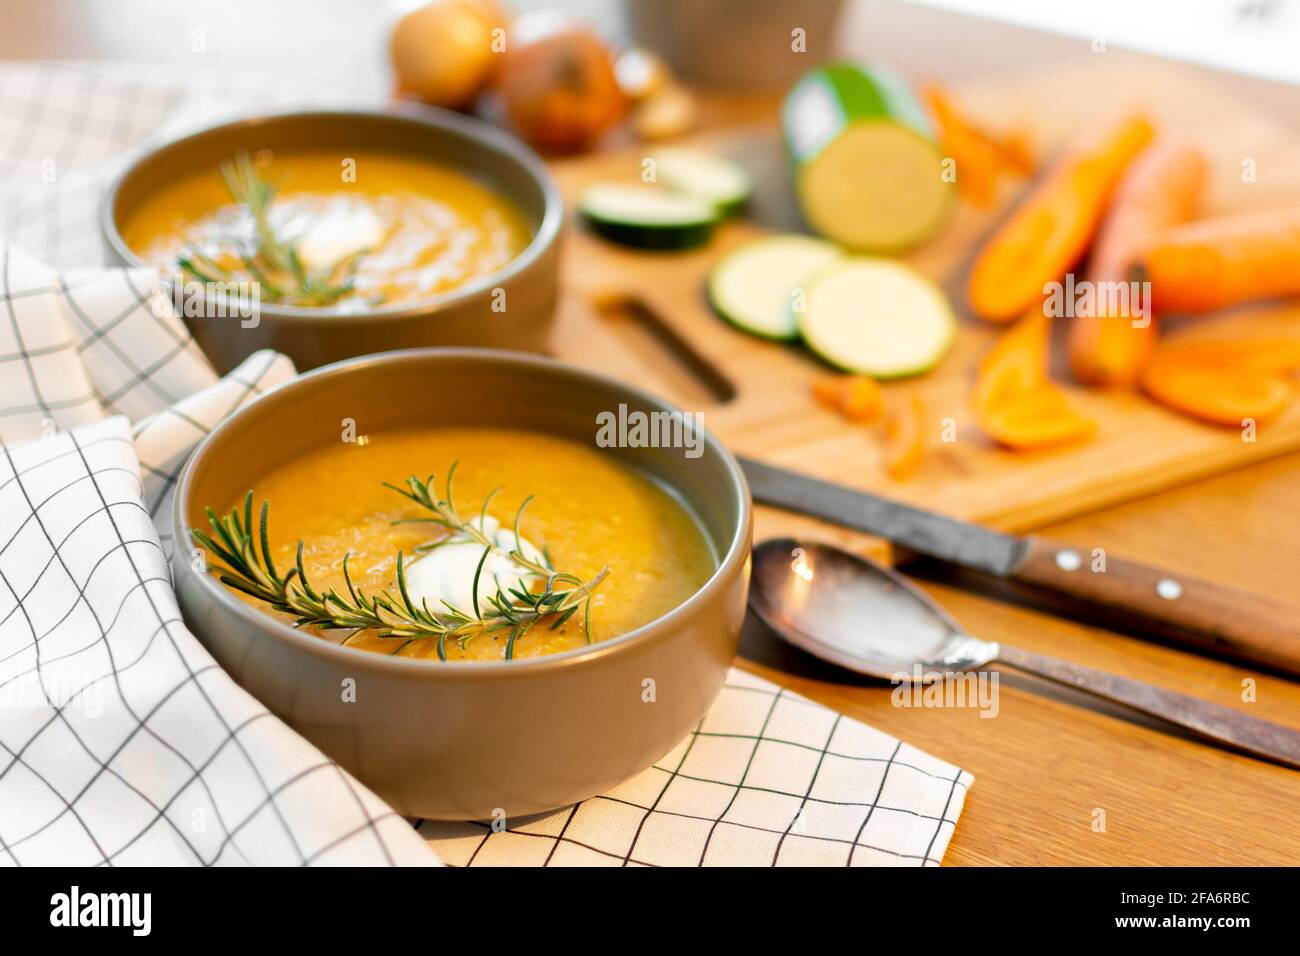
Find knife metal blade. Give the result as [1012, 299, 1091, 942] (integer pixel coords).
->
[737, 455, 1029, 577]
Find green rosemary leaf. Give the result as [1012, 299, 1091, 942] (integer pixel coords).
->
[207, 512, 245, 569]
[512, 495, 533, 557]
[470, 545, 490, 620]
[478, 486, 501, 529]
[257, 500, 278, 582]
[190, 528, 240, 572]
[444, 461, 459, 510]
[295, 542, 321, 603]
[550, 605, 579, 631]
[395, 551, 420, 618]
[340, 553, 361, 606]
[177, 257, 221, 286]
[505, 619, 532, 660]
[216, 573, 279, 606]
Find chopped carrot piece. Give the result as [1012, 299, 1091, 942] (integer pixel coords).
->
[882, 394, 926, 480]
[973, 310, 1097, 451]
[995, 131, 1035, 177]
[972, 308, 1050, 411]
[812, 374, 884, 424]
[924, 85, 1034, 208]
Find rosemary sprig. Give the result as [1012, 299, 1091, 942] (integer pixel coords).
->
[191, 471, 609, 661]
[177, 151, 370, 308]
[383, 463, 558, 579]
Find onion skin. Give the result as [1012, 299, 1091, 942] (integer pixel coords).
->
[390, 0, 505, 109]
[497, 18, 626, 152]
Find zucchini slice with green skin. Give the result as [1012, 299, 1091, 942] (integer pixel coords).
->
[652, 147, 753, 215]
[708, 234, 843, 340]
[796, 258, 955, 378]
[579, 183, 720, 250]
[784, 63, 952, 253]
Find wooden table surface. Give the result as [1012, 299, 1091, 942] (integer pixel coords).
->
[8, 0, 1299, 867]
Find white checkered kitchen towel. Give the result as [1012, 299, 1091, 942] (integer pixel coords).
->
[0, 61, 972, 866]
[0, 244, 435, 865]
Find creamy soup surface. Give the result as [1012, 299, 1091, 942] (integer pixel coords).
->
[122, 150, 531, 308]
[220, 427, 717, 661]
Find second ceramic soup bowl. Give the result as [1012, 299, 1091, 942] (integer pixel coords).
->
[103, 107, 563, 373]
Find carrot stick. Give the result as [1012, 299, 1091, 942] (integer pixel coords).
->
[1139, 207, 1300, 313]
[1068, 139, 1206, 387]
[967, 115, 1155, 323]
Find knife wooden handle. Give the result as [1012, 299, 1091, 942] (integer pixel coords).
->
[1013, 536, 1300, 676]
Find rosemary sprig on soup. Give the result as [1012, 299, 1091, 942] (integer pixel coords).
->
[122, 148, 530, 311]
[178, 152, 364, 307]
[191, 428, 716, 662]
[194, 469, 607, 661]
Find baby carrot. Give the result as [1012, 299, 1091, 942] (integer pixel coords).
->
[1139, 207, 1300, 313]
[1068, 139, 1206, 387]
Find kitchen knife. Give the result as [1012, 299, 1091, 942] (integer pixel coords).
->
[738, 455, 1300, 676]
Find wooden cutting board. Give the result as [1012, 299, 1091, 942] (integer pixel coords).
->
[544, 58, 1300, 539]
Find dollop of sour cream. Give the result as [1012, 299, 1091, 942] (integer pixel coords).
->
[402, 516, 546, 614]
[292, 201, 386, 275]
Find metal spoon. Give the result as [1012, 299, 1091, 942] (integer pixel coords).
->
[749, 538, 1300, 770]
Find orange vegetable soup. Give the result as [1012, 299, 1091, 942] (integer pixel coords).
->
[216, 427, 716, 661]
[122, 149, 530, 308]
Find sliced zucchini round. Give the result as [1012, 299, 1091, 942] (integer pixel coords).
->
[784, 64, 952, 252]
[652, 147, 753, 214]
[579, 183, 720, 250]
[797, 258, 955, 378]
[708, 234, 843, 340]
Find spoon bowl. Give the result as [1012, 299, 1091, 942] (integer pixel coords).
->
[750, 538, 997, 678]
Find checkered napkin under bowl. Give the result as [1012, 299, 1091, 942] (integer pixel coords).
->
[0, 62, 973, 867]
